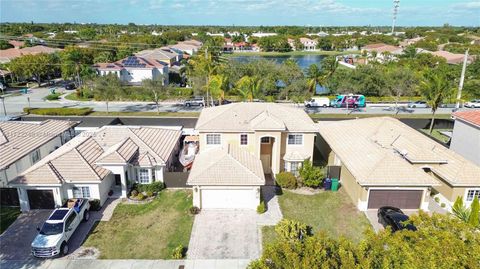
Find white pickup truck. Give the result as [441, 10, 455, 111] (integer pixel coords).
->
[31, 199, 90, 258]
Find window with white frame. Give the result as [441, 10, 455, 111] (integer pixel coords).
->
[288, 134, 303, 145]
[206, 134, 221, 145]
[240, 134, 248, 145]
[290, 161, 302, 176]
[31, 149, 41, 164]
[466, 189, 480, 202]
[138, 168, 150, 184]
[73, 186, 91, 198]
[261, 137, 270, 144]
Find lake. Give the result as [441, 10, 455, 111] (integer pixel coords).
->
[229, 54, 326, 70]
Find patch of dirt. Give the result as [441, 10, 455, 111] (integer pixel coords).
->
[67, 247, 100, 259]
[288, 187, 323, 195]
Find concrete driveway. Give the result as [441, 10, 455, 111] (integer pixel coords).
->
[0, 210, 52, 261]
[187, 210, 261, 260]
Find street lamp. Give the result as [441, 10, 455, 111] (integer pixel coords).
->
[392, 0, 400, 35]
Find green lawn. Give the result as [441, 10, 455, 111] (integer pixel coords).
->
[263, 189, 371, 246]
[420, 129, 452, 143]
[0, 206, 21, 234]
[83, 190, 194, 259]
[65, 92, 93, 101]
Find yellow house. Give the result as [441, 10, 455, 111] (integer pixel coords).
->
[188, 102, 317, 209]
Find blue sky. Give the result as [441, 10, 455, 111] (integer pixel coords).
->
[1, 0, 479, 26]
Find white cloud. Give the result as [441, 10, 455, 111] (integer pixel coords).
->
[452, 1, 480, 9]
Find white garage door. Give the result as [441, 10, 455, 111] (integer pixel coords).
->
[201, 188, 257, 209]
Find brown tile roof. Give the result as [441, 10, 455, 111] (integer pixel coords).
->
[363, 43, 402, 54]
[12, 126, 181, 185]
[453, 110, 480, 127]
[0, 120, 79, 171]
[8, 40, 25, 48]
[317, 117, 480, 187]
[187, 144, 265, 186]
[196, 103, 317, 132]
[0, 46, 61, 62]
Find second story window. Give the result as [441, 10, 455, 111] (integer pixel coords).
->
[288, 134, 303, 145]
[240, 134, 248, 145]
[31, 149, 41, 164]
[206, 134, 221, 145]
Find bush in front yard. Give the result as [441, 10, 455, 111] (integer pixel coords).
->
[130, 190, 138, 197]
[298, 160, 325, 188]
[145, 191, 153, 197]
[136, 181, 165, 193]
[89, 199, 101, 211]
[45, 93, 61, 100]
[189, 206, 200, 215]
[171, 245, 185, 259]
[136, 193, 145, 200]
[257, 201, 266, 214]
[274, 219, 312, 241]
[276, 172, 297, 189]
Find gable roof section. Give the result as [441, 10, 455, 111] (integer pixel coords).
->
[187, 145, 265, 186]
[318, 117, 480, 187]
[0, 120, 79, 170]
[196, 103, 316, 132]
[96, 138, 139, 164]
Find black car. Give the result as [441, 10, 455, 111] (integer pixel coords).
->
[64, 83, 77, 90]
[377, 206, 417, 232]
[213, 99, 232, 106]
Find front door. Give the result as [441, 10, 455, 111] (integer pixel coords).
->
[260, 155, 271, 174]
[115, 174, 121, 186]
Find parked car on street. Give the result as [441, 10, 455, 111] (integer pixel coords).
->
[31, 199, 90, 258]
[465, 99, 480, 108]
[407, 101, 428, 108]
[377, 206, 417, 232]
[305, 97, 330, 108]
[64, 82, 77, 90]
[213, 99, 232, 106]
[184, 97, 205, 107]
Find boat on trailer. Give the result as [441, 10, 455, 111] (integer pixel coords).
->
[180, 135, 199, 170]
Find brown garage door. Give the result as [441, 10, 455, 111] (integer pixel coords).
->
[27, 190, 55, 209]
[368, 190, 423, 209]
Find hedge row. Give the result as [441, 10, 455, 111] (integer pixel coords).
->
[23, 107, 93, 116]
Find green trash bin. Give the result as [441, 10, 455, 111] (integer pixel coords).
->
[331, 178, 339, 192]
[49, 88, 56, 94]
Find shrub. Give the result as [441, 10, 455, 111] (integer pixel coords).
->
[136, 181, 165, 193]
[89, 199, 101, 211]
[45, 93, 61, 100]
[136, 193, 145, 200]
[23, 107, 93, 116]
[145, 191, 153, 197]
[130, 190, 138, 197]
[274, 219, 311, 241]
[434, 197, 440, 203]
[189, 206, 200, 215]
[275, 172, 297, 189]
[441, 203, 446, 208]
[298, 160, 325, 188]
[257, 201, 266, 214]
[171, 245, 185, 259]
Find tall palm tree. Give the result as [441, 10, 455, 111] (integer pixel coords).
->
[236, 76, 263, 102]
[418, 69, 453, 134]
[208, 74, 228, 105]
[306, 56, 338, 94]
[306, 64, 322, 93]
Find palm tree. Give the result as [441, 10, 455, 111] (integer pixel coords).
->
[306, 64, 322, 93]
[418, 69, 453, 134]
[236, 76, 263, 102]
[306, 56, 338, 94]
[142, 77, 165, 115]
[208, 75, 227, 105]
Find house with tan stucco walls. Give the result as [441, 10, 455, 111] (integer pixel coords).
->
[316, 117, 480, 212]
[187, 103, 317, 209]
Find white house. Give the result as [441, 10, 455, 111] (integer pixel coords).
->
[450, 111, 480, 166]
[93, 56, 169, 85]
[11, 126, 182, 211]
[188, 103, 317, 209]
[0, 120, 78, 206]
[171, 40, 203, 55]
[288, 37, 318, 51]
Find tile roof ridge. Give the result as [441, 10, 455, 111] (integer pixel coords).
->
[195, 103, 236, 130]
[47, 161, 64, 183]
[128, 128, 165, 164]
[73, 147, 102, 180]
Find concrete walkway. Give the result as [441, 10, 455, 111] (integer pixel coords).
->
[257, 186, 282, 226]
[0, 259, 251, 269]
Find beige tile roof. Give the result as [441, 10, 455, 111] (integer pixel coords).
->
[318, 117, 480, 187]
[283, 151, 310, 161]
[11, 126, 181, 185]
[196, 103, 317, 133]
[187, 144, 265, 186]
[0, 120, 79, 170]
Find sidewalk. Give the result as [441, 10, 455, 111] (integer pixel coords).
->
[0, 259, 251, 269]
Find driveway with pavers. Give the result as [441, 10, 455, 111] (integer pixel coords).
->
[187, 186, 282, 260]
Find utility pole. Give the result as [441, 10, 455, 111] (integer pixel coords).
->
[392, 0, 400, 35]
[0, 97, 6, 116]
[456, 49, 469, 109]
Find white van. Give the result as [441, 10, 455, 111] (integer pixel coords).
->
[304, 97, 330, 108]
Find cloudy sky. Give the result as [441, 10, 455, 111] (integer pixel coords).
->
[0, 0, 479, 26]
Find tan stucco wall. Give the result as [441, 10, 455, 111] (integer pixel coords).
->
[339, 164, 368, 206]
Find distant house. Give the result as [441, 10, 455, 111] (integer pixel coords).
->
[362, 43, 403, 62]
[11, 126, 182, 211]
[427, 51, 472, 65]
[450, 111, 480, 166]
[399, 37, 424, 48]
[0, 45, 62, 64]
[135, 47, 182, 66]
[93, 56, 169, 85]
[288, 38, 317, 51]
[8, 40, 25, 49]
[233, 42, 251, 51]
[0, 120, 78, 207]
[171, 39, 203, 55]
[306, 32, 329, 37]
[250, 32, 277, 39]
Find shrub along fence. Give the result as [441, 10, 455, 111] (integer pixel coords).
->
[164, 172, 189, 188]
[23, 107, 93, 116]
